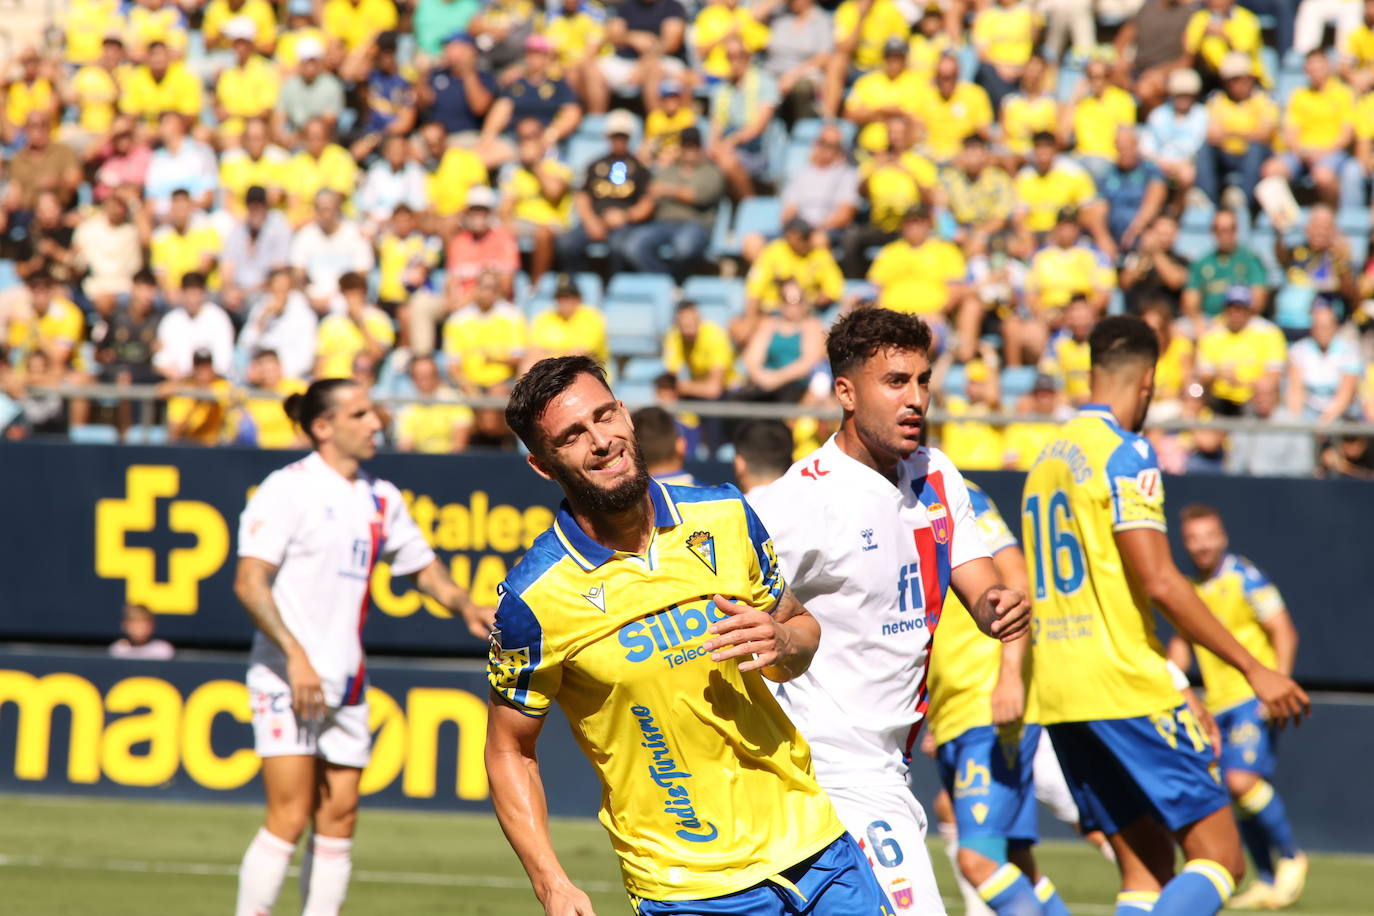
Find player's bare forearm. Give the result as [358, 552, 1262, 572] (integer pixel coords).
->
[763, 611, 820, 682]
[1167, 635, 1194, 674]
[485, 694, 596, 914]
[704, 594, 818, 683]
[234, 558, 303, 657]
[414, 559, 495, 639]
[1263, 609, 1299, 677]
[951, 556, 1031, 642]
[991, 632, 1028, 725]
[770, 587, 805, 623]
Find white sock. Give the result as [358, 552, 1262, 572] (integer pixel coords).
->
[941, 827, 994, 916]
[236, 827, 296, 916]
[300, 834, 353, 916]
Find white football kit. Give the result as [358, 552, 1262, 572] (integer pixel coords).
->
[238, 452, 435, 767]
[750, 437, 989, 915]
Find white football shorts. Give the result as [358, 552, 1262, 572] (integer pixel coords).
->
[825, 783, 948, 915]
[247, 663, 371, 769]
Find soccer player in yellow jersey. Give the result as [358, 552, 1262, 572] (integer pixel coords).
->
[486, 356, 892, 915]
[927, 481, 1072, 916]
[1168, 506, 1307, 911]
[1022, 315, 1309, 916]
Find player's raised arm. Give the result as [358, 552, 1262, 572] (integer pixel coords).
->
[949, 556, 1032, 643]
[412, 559, 496, 639]
[484, 694, 599, 916]
[1115, 528, 1310, 727]
[704, 590, 820, 683]
[234, 556, 323, 722]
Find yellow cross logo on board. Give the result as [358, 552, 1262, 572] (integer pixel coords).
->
[95, 465, 229, 614]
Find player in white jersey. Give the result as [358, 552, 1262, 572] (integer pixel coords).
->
[233, 378, 492, 916]
[750, 308, 1031, 914]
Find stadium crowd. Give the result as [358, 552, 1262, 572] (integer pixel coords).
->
[1, 0, 1373, 477]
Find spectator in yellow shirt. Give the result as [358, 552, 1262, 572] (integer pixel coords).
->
[163, 350, 231, 445]
[218, 118, 288, 216]
[867, 205, 970, 321]
[315, 272, 397, 378]
[971, 0, 1041, 111]
[1183, 0, 1267, 88]
[999, 54, 1057, 163]
[323, 0, 397, 54]
[841, 117, 939, 276]
[119, 41, 203, 125]
[1197, 286, 1288, 413]
[442, 269, 527, 393]
[1339, 0, 1374, 93]
[939, 357, 1006, 470]
[740, 217, 842, 343]
[546, 0, 610, 111]
[230, 349, 309, 448]
[7, 270, 85, 368]
[1013, 131, 1114, 254]
[1064, 58, 1137, 181]
[844, 36, 924, 154]
[1027, 209, 1116, 316]
[526, 273, 609, 366]
[1262, 49, 1355, 207]
[1002, 373, 1063, 468]
[916, 54, 994, 163]
[204, 0, 278, 55]
[375, 203, 441, 313]
[695, 0, 770, 79]
[66, 36, 129, 143]
[499, 118, 571, 284]
[1037, 295, 1095, 404]
[1198, 52, 1277, 209]
[125, 0, 188, 61]
[664, 299, 739, 399]
[284, 117, 359, 225]
[149, 190, 221, 297]
[66, 0, 127, 67]
[214, 18, 280, 138]
[4, 48, 59, 144]
[394, 354, 474, 453]
[640, 79, 697, 160]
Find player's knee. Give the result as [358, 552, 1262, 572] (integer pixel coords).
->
[314, 802, 358, 838]
[264, 805, 312, 843]
[957, 837, 1007, 882]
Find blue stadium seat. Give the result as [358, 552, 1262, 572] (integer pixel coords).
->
[1338, 207, 1369, 237]
[732, 196, 783, 249]
[522, 295, 555, 320]
[1248, 228, 1284, 284]
[124, 425, 169, 446]
[1347, 233, 1369, 269]
[1055, 65, 1084, 104]
[943, 364, 968, 400]
[567, 135, 607, 175]
[707, 198, 734, 259]
[614, 379, 657, 405]
[789, 118, 857, 149]
[604, 298, 662, 359]
[1001, 366, 1038, 400]
[69, 425, 119, 445]
[607, 273, 676, 333]
[682, 275, 745, 315]
[1180, 203, 1216, 232]
[622, 356, 666, 382]
[535, 271, 603, 305]
[1175, 229, 1215, 259]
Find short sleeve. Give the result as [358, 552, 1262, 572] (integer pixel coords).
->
[739, 488, 786, 612]
[238, 473, 302, 565]
[943, 467, 993, 569]
[1239, 558, 1286, 621]
[967, 486, 1018, 555]
[488, 585, 562, 716]
[1105, 435, 1166, 532]
[381, 486, 437, 577]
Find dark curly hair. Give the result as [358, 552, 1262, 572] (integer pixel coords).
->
[505, 355, 611, 454]
[826, 307, 934, 379]
[1090, 315, 1159, 372]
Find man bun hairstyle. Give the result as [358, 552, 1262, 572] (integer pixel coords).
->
[1089, 315, 1160, 372]
[505, 355, 611, 455]
[284, 377, 358, 445]
[826, 306, 933, 379]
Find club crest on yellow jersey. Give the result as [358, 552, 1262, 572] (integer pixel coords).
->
[685, 530, 717, 574]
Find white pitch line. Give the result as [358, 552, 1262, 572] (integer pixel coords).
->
[0, 853, 1360, 915]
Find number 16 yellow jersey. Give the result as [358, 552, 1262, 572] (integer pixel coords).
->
[1021, 404, 1181, 725]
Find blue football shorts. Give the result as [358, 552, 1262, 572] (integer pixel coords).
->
[1216, 697, 1278, 779]
[630, 833, 895, 915]
[1047, 703, 1229, 835]
[936, 723, 1041, 846]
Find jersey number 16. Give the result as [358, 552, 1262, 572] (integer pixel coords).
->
[1024, 491, 1086, 600]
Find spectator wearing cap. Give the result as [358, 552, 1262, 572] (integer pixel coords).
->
[695, 0, 770, 80]
[203, 0, 278, 55]
[119, 41, 202, 127]
[600, 0, 691, 113]
[150, 189, 221, 299]
[1012, 131, 1109, 252]
[315, 271, 395, 378]
[417, 33, 496, 147]
[939, 134, 1015, 243]
[356, 134, 429, 230]
[275, 36, 345, 140]
[220, 184, 292, 314]
[708, 37, 780, 199]
[288, 190, 375, 313]
[442, 268, 526, 394]
[322, 0, 397, 55]
[161, 347, 232, 446]
[1098, 126, 1169, 252]
[72, 192, 142, 308]
[1182, 209, 1269, 328]
[67, 36, 127, 146]
[1003, 371, 1065, 469]
[1197, 52, 1277, 209]
[444, 184, 519, 303]
[760, 123, 859, 262]
[143, 112, 218, 215]
[394, 354, 474, 454]
[999, 55, 1057, 166]
[414, 0, 482, 58]
[1112, 0, 1197, 114]
[742, 217, 842, 344]
[527, 273, 609, 365]
[761, 0, 832, 126]
[1141, 70, 1207, 207]
[1065, 59, 1138, 184]
[845, 37, 924, 156]
[640, 80, 694, 161]
[4, 111, 82, 218]
[556, 110, 654, 272]
[214, 18, 280, 138]
[479, 34, 581, 165]
[624, 126, 726, 281]
[237, 267, 319, 379]
[218, 118, 289, 218]
[499, 118, 572, 284]
[349, 31, 418, 162]
[1027, 208, 1116, 318]
[284, 117, 359, 226]
[1261, 49, 1355, 208]
[915, 53, 994, 164]
[1184, 0, 1268, 92]
[1197, 285, 1288, 415]
[1273, 203, 1359, 330]
[154, 272, 236, 380]
[868, 206, 970, 325]
[970, 0, 1040, 112]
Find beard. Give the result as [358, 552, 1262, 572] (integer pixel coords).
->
[551, 442, 651, 514]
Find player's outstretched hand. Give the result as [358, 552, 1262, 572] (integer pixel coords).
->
[983, 586, 1031, 643]
[704, 594, 792, 673]
[541, 883, 599, 916]
[1182, 686, 1222, 757]
[286, 651, 325, 722]
[1247, 667, 1311, 729]
[463, 602, 497, 640]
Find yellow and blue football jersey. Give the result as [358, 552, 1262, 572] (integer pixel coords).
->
[927, 481, 1039, 746]
[1021, 404, 1181, 725]
[1192, 553, 1284, 714]
[488, 481, 843, 902]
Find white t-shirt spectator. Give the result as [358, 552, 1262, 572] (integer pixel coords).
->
[153, 301, 236, 378]
[356, 161, 428, 223]
[109, 638, 176, 660]
[288, 219, 375, 310]
[236, 290, 320, 380]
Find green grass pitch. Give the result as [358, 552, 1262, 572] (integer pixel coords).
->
[2, 795, 1368, 915]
